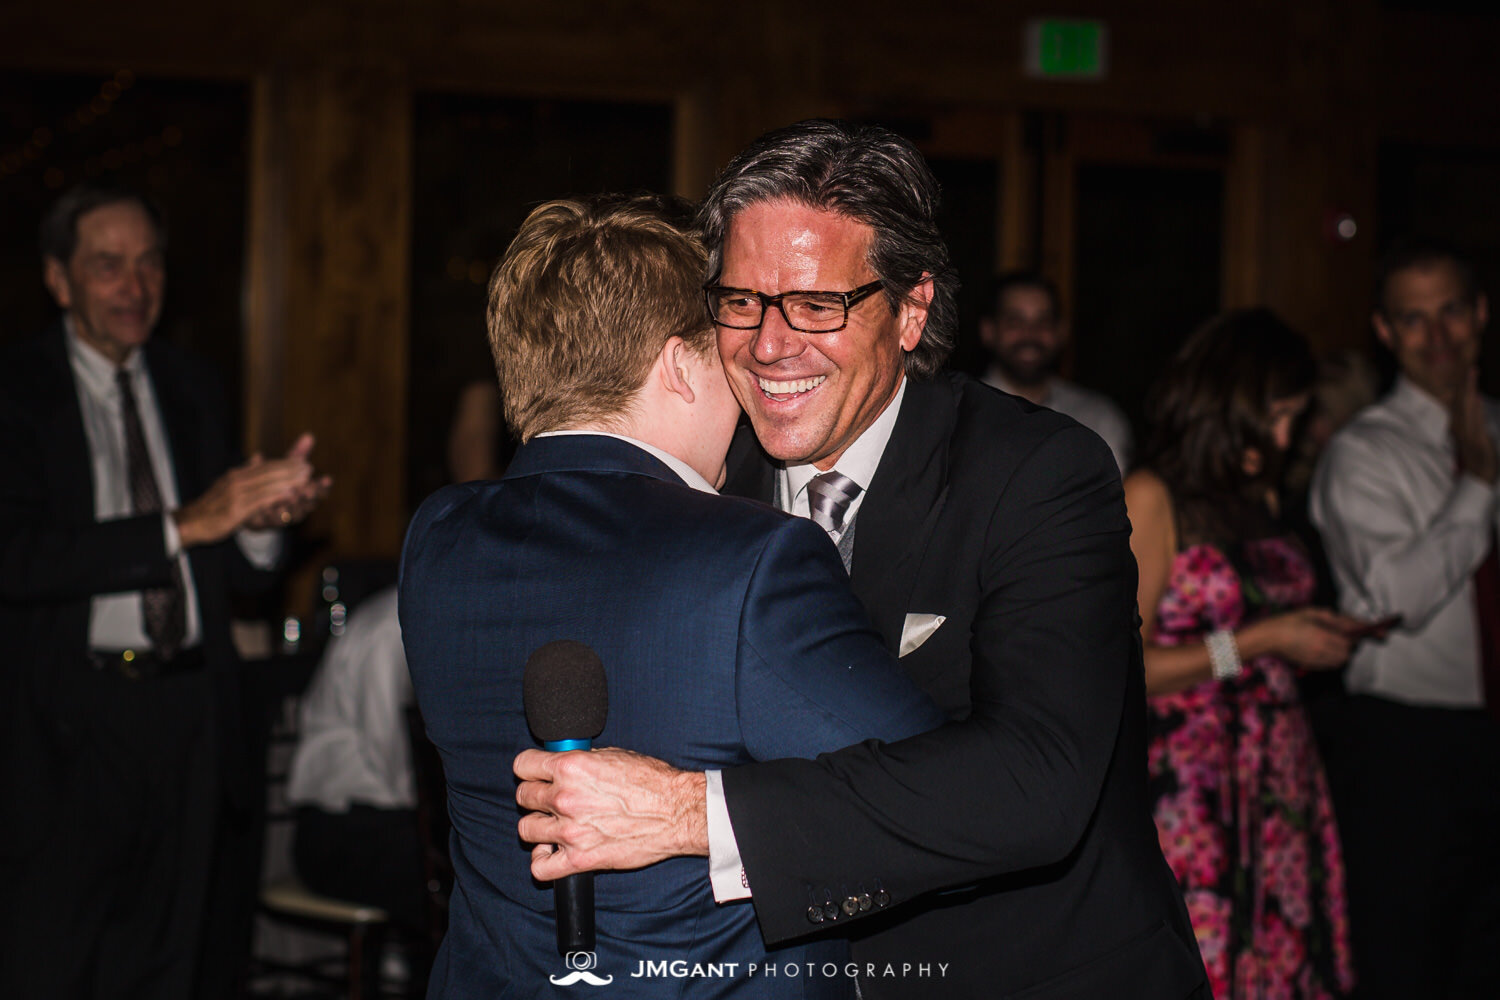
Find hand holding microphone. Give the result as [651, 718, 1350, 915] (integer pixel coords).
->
[523, 640, 608, 955]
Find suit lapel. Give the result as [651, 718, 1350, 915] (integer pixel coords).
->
[849, 377, 956, 651]
[720, 379, 959, 654]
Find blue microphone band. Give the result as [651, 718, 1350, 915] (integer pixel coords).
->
[544, 739, 591, 752]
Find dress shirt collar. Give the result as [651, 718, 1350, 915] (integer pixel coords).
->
[536, 430, 719, 495]
[1386, 375, 1454, 448]
[783, 376, 907, 505]
[64, 316, 145, 401]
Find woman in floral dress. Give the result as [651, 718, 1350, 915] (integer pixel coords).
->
[1125, 309, 1370, 999]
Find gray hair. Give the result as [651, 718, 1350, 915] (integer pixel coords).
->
[40, 183, 166, 264]
[695, 120, 957, 379]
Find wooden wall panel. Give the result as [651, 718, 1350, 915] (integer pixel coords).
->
[247, 65, 412, 575]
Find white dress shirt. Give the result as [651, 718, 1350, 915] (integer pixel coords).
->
[66, 324, 281, 653]
[1310, 376, 1500, 708]
[709, 377, 910, 902]
[982, 368, 1133, 474]
[778, 377, 908, 542]
[286, 587, 417, 811]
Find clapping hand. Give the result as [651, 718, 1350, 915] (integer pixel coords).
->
[242, 433, 333, 530]
[175, 432, 331, 546]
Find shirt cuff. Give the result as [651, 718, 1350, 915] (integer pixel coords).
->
[706, 770, 752, 902]
[235, 528, 284, 569]
[162, 512, 182, 558]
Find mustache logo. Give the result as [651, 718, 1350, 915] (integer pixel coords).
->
[549, 970, 615, 986]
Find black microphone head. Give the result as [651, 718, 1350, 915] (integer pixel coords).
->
[524, 640, 608, 743]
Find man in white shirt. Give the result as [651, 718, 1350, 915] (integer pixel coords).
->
[978, 271, 1133, 474]
[1310, 242, 1500, 999]
[286, 587, 429, 932]
[0, 184, 328, 999]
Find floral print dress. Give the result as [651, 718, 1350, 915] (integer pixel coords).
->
[1148, 536, 1355, 999]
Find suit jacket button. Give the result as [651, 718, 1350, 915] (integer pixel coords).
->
[874, 890, 890, 907]
[806, 906, 825, 924]
[858, 893, 873, 912]
[841, 896, 860, 916]
[823, 901, 841, 921]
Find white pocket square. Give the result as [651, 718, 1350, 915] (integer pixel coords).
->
[899, 613, 947, 657]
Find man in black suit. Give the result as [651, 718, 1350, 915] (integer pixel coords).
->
[515, 121, 1206, 998]
[0, 185, 327, 998]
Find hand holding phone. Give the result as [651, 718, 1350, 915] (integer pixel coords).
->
[1344, 615, 1403, 641]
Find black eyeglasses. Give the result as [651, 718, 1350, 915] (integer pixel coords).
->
[703, 280, 885, 333]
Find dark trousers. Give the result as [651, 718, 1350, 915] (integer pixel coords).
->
[1314, 694, 1500, 1000]
[293, 804, 427, 934]
[0, 667, 219, 1000]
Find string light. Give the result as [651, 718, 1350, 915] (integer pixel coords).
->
[0, 69, 144, 183]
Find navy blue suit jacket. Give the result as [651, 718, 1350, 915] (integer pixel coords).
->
[399, 434, 943, 999]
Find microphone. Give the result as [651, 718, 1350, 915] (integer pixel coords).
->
[524, 640, 609, 955]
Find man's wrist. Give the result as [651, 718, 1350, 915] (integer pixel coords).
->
[171, 508, 204, 548]
[673, 769, 710, 856]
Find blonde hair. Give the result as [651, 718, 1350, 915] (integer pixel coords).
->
[487, 195, 712, 441]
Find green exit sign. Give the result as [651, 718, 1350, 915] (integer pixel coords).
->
[1025, 19, 1109, 80]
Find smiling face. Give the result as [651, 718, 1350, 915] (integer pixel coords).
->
[44, 200, 164, 365]
[981, 285, 1065, 387]
[714, 200, 926, 471]
[1373, 259, 1488, 405]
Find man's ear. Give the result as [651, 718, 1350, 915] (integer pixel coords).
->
[1476, 293, 1490, 332]
[1371, 310, 1394, 352]
[898, 274, 935, 353]
[43, 256, 72, 311]
[1057, 317, 1073, 349]
[659, 337, 696, 405]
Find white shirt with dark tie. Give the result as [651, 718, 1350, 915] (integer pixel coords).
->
[65, 322, 280, 653]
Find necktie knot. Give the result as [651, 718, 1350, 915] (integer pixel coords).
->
[807, 471, 862, 535]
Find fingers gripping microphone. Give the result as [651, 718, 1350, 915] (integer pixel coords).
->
[524, 640, 608, 955]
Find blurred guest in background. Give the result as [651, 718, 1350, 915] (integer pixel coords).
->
[285, 374, 508, 936]
[1125, 309, 1363, 999]
[979, 270, 1133, 472]
[1283, 348, 1382, 510]
[286, 586, 424, 931]
[0, 184, 328, 998]
[1311, 243, 1500, 999]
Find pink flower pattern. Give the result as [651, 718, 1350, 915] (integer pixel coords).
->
[1149, 538, 1355, 999]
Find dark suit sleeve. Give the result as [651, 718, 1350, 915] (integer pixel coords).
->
[0, 397, 174, 603]
[724, 425, 1135, 944]
[735, 517, 945, 759]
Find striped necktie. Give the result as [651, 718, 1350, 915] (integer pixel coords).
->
[117, 368, 187, 659]
[807, 471, 862, 536]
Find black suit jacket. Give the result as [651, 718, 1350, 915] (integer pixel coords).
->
[0, 324, 265, 860]
[721, 375, 1206, 999]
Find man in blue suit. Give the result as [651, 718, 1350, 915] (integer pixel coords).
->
[398, 196, 944, 998]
